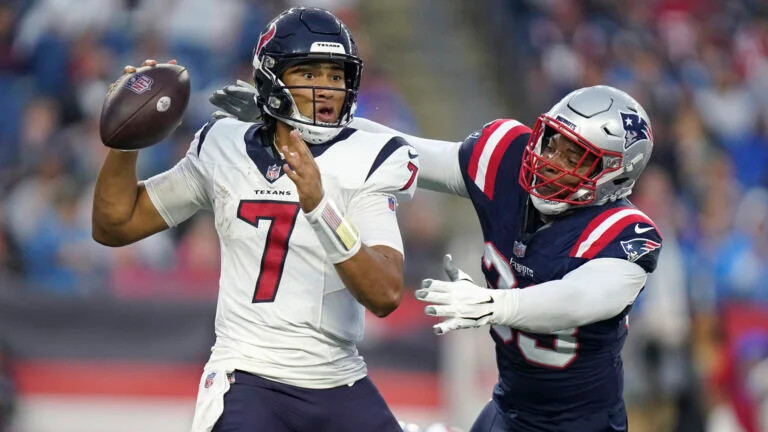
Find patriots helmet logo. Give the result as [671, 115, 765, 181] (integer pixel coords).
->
[620, 238, 661, 263]
[619, 111, 650, 149]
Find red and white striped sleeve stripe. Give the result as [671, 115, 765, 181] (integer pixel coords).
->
[467, 119, 530, 199]
[570, 207, 661, 259]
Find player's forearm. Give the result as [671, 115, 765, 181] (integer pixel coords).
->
[502, 258, 647, 333]
[334, 245, 403, 317]
[92, 150, 141, 243]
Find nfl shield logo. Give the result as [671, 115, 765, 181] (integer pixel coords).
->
[124, 73, 153, 94]
[513, 241, 527, 258]
[204, 372, 216, 389]
[387, 196, 396, 211]
[266, 164, 281, 181]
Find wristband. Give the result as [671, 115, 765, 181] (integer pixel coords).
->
[304, 195, 361, 263]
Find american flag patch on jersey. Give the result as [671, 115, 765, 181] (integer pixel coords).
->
[204, 372, 216, 389]
[124, 73, 153, 94]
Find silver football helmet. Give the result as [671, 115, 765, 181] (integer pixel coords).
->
[519, 85, 653, 215]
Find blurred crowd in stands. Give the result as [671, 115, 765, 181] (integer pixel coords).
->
[0, 0, 767, 431]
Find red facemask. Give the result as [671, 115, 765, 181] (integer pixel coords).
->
[519, 114, 622, 205]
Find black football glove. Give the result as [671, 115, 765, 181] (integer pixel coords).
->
[209, 80, 262, 122]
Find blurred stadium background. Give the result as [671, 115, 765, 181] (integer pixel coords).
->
[1, 0, 768, 431]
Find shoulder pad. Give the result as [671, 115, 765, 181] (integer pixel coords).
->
[188, 117, 256, 164]
[362, 136, 419, 202]
[570, 206, 663, 272]
[459, 119, 531, 199]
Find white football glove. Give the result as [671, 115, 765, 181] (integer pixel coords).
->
[209, 80, 262, 122]
[415, 254, 517, 335]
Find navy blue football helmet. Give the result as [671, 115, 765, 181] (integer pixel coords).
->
[252, 7, 363, 143]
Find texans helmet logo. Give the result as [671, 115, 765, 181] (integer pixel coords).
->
[619, 111, 650, 149]
[256, 23, 276, 57]
[620, 238, 661, 263]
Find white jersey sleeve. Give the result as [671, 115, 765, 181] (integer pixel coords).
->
[349, 117, 467, 197]
[343, 134, 417, 255]
[143, 123, 214, 226]
[348, 193, 403, 254]
[504, 258, 647, 333]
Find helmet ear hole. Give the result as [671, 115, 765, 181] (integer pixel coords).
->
[612, 177, 629, 186]
[587, 159, 603, 179]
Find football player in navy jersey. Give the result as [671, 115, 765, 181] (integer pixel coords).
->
[357, 87, 660, 431]
[93, 7, 419, 432]
[414, 88, 659, 432]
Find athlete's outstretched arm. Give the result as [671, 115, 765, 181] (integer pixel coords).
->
[350, 118, 468, 197]
[416, 257, 646, 334]
[208, 82, 467, 196]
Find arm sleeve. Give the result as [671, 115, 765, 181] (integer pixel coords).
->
[142, 128, 212, 227]
[347, 193, 404, 255]
[350, 117, 467, 197]
[501, 258, 647, 333]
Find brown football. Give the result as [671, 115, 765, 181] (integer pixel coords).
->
[99, 63, 190, 150]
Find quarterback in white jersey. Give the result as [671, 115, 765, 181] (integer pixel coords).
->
[144, 116, 416, 388]
[93, 7, 416, 432]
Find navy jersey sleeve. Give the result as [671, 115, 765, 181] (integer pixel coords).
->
[456, 119, 531, 209]
[568, 206, 663, 273]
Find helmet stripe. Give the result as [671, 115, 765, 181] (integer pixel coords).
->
[571, 208, 658, 258]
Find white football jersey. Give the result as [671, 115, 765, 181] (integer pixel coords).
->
[144, 117, 418, 388]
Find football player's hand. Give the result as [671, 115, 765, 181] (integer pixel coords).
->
[283, 129, 324, 212]
[209, 80, 262, 122]
[443, 254, 474, 283]
[416, 255, 515, 335]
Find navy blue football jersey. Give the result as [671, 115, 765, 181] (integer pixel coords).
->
[457, 119, 663, 428]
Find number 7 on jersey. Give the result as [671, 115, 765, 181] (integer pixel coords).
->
[237, 200, 301, 303]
